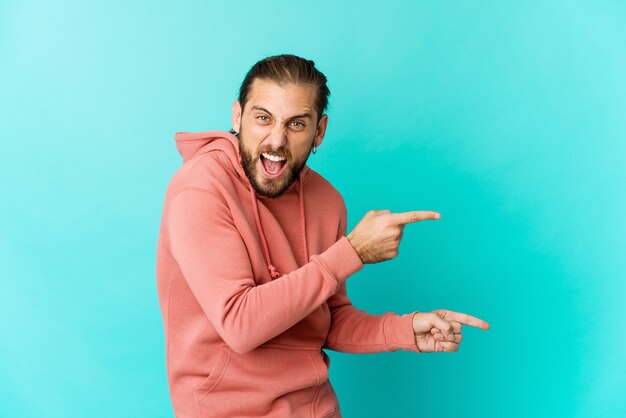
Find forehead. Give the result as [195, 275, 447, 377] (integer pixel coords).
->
[245, 78, 317, 118]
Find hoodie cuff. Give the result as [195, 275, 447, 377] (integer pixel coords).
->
[382, 311, 420, 352]
[312, 236, 364, 286]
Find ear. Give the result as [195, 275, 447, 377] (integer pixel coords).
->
[231, 99, 242, 133]
[314, 114, 328, 148]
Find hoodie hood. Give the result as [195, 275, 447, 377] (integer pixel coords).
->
[174, 130, 311, 191]
[174, 130, 311, 279]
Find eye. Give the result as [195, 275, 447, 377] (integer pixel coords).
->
[256, 115, 270, 122]
[290, 121, 305, 128]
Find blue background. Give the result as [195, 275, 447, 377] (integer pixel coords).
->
[1, 1, 624, 417]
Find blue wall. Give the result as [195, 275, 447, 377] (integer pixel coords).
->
[1, 1, 624, 417]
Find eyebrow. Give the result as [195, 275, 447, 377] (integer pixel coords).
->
[250, 105, 312, 120]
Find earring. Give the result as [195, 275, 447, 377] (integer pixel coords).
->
[312, 146, 318, 154]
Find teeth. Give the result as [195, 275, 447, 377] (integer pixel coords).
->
[261, 153, 286, 162]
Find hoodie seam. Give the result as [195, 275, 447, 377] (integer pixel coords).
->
[381, 313, 392, 352]
[170, 185, 222, 202]
[310, 256, 340, 289]
[165, 186, 224, 229]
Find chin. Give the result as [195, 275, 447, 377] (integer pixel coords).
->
[255, 172, 293, 198]
[256, 180, 289, 198]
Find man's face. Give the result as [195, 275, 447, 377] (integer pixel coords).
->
[232, 78, 328, 198]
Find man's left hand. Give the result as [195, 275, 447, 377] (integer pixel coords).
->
[412, 309, 490, 352]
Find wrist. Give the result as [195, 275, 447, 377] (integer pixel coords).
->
[346, 232, 365, 263]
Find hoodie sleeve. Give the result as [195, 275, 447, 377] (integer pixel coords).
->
[167, 186, 363, 355]
[323, 206, 421, 353]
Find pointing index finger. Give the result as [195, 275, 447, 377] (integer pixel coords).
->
[389, 211, 441, 225]
[436, 309, 490, 330]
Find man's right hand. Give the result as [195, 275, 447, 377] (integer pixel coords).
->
[346, 210, 441, 264]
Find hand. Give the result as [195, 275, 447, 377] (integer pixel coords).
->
[346, 210, 440, 264]
[412, 309, 490, 352]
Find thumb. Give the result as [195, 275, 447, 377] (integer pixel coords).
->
[426, 313, 455, 341]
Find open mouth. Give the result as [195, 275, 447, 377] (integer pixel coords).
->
[259, 153, 288, 179]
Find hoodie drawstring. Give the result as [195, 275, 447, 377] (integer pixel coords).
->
[249, 171, 308, 280]
[298, 172, 309, 262]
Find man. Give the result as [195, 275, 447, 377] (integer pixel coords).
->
[155, 54, 489, 418]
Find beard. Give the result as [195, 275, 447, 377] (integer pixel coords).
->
[238, 133, 313, 199]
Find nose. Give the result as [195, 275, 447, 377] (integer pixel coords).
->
[266, 122, 287, 151]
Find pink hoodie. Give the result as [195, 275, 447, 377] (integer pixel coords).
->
[155, 130, 420, 418]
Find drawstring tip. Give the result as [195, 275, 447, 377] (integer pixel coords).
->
[268, 265, 280, 279]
